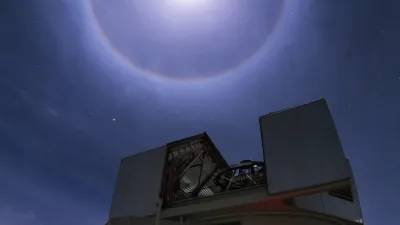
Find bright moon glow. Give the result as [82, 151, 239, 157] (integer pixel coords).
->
[173, 0, 199, 3]
[164, 0, 212, 15]
[89, 0, 286, 80]
[169, 0, 209, 7]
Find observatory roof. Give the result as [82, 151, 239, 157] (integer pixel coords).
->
[167, 132, 229, 169]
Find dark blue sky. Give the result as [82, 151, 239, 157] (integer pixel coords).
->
[1, 0, 399, 225]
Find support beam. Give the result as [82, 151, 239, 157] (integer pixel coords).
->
[179, 149, 205, 179]
[191, 166, 219, 197]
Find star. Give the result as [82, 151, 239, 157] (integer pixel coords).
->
[112, 118, 116, 122]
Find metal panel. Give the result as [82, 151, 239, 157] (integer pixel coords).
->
[185, 212, 346, 225]
[294, 159, 362, 222]
[347, 160, 363, 222]
[295, 191, 362, 222]
[161, 186, 268, 218]
[321, 192, 362, 221]
[259, 99, 351, 196]
[109, 146, 168, 219]
[107, 217, 181, 225]
[249, 215, 342, 225]
[294, 193, 325, 214]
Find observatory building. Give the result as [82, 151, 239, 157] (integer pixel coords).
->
[106, 99, 363, 225]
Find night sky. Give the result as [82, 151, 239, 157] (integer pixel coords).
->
[1, 0, 399, 225]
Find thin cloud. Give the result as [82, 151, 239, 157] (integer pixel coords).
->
[0, 206, 38, 225]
